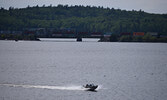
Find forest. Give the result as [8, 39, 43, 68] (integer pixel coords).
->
[0, 5, 167, 42]
[0, 4, 167, 34]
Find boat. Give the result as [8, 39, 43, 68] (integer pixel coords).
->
[83, 84, 98, 91]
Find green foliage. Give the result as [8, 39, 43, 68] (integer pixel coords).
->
[157, 37, 167, 42]
[112, 34, 167, 42]
[0, 33, 39, 40]
[110, 34, 119, 42]
[119, 36, 132, 42]
[0, 5, 167, 34]
[142, 34, 153, 42]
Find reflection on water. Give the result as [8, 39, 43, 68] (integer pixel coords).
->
[39, 38, 100, 42]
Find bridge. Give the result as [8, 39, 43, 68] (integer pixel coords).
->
[24, 28, 104, 42]
[52, 32, 103, 41]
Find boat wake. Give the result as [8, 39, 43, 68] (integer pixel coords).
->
[0, 83, 102, 91]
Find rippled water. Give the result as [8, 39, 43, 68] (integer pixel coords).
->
[0, 40, 167, 100]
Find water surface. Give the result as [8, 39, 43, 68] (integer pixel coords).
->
[0, 40, 167, 100]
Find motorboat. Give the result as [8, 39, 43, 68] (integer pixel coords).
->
[83, 84, 98, 91]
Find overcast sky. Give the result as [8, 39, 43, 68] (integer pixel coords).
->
[0, 0, 167, 14]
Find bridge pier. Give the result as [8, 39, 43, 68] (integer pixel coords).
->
[76, 37, 82, 42]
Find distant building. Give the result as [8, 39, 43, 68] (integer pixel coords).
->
[0, 30, 22, 34]
[147, 32, 158, 37]
[91, 32, 102, 37]
[160, 35, 167, 38]
[133, 32, 144, 36]
[0, 30, 11, 34]
[104, 32, 112, 37]
[11, 31, 22, 34]
[23, 28, 38, 34]
[52, 28, 76, 37]
[52, 31, 63, 37]
[100, 32, 112, 42]
[78, 32, 89, 37]
[61, 28, 75, 37]
[120, 32, 131, 36]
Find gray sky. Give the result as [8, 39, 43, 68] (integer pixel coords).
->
[0, 0, 167, 14]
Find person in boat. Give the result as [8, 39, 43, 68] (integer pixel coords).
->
[85, 84, 95, 88]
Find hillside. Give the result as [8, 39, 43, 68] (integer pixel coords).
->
[0, 5, 167, 34]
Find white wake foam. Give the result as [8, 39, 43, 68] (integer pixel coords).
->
[0, 83, 85, 91]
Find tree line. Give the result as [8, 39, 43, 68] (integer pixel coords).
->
[0, 4, 167, 35]
[105, 34, 167, 42]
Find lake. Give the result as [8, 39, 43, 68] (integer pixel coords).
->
[0, 39, 167, 100]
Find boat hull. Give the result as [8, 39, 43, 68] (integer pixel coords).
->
[83, 85, 98, 91]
